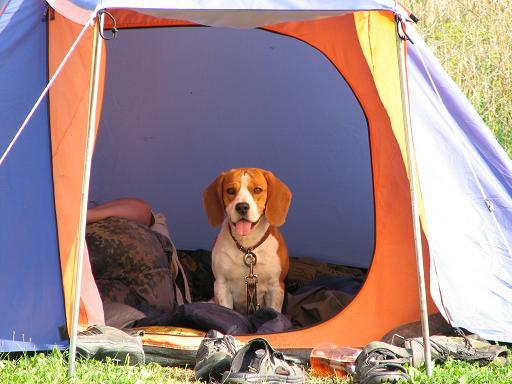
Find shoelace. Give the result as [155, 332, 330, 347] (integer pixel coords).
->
[199, 335, 236, 358]
[78, 326, 103, 336]
[367, 349, 402, 362]
[430, 339, 493, 363]
[212, 338, 229, 353]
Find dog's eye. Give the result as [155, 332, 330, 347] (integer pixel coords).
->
[226, 188, 236, 195]
[253, 187, 263, 194]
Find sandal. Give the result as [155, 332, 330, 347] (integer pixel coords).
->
[355, 342, 410, 384]
[222, 338, 305, 383]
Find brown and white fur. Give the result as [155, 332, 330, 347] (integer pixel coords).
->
[203, 168, 292, 314]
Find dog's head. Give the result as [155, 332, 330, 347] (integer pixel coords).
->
[203, 168, 292, 236]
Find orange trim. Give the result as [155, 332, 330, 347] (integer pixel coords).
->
[49, 12, 105, 332]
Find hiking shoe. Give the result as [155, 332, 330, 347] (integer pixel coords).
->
[355, 341, 410, 384]
[405, 333, 510, 368]
[76, 324, 145, 365]
[194, 330, 237, 381]
[222, 338, 305, 383]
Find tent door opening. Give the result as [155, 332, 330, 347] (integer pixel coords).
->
[88, 25, 376, 331]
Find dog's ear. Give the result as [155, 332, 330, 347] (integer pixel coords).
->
[203, 173, 226, 227]
[263, 170, 292, 227]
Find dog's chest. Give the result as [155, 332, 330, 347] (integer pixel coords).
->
[212, 233, 282, 285]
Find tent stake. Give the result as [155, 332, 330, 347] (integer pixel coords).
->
[395, 17, 433, 377]
[67, 10, 104, 377]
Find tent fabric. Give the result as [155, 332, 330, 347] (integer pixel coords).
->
[67, 5, 512, 344]
[90, 12, 435, 349]
[0, 0, 68, 351]
[48, 10, 106, 330]
[256, 15, 438, 348]
[46, 6, 434, 347]
[47, 0, 405, 26]
[407, 27, 512, 342]
[79, 246, 105, 326]
[1, 0, 511, 353]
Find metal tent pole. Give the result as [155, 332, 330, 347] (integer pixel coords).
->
[67, 11, 104, 377]
[395, 16, 433, 377]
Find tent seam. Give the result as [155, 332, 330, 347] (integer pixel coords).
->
[367, 13, 376, 75]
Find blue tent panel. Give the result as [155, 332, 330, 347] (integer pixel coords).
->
[0, 0, 68, 351]
[408, 27, 512, 342]
[89, 27, 375, 268]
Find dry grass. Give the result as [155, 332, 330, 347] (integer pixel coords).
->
[405, 0, 512, 155]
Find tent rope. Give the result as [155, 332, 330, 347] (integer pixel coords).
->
[411, 29, 512, 257]
[0, 10, 97, 167]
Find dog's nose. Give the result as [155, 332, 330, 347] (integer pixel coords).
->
[235, 202, 250, 216]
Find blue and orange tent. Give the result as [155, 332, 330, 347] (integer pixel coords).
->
[1, 0, 511, 369]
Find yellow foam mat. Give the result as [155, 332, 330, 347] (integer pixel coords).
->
[132, 326, 206, 350]
[133, 326, 246, 351]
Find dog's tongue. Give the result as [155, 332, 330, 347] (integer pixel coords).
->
[236, 220, 252, 236]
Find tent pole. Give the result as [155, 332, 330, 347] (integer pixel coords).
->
[67, 11, 104, 377]
[395, 18, 433, 377]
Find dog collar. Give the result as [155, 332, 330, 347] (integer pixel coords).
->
[228, 224, 272, 256]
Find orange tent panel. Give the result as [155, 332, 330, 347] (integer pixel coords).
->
[51, 8, 435, 347]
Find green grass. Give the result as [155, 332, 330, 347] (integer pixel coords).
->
[0, 349, 344, 384]
[1, 349, 512, 383]
[406, 357, 512, 383]
[0, 350, 193, 384]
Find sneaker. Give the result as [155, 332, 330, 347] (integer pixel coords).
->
[194, 330, 237, 381]
[76, 324, 145, 365]
[222, 338, 305, 383]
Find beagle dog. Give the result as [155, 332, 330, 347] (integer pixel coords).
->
[203, 168, 292, 314]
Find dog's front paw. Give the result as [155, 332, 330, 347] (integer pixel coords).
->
[263, 287, 285, 313]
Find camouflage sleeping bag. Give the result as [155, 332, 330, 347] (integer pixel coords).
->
[85, 216, 189, 318]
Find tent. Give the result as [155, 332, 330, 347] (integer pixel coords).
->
[1, 0, 511, 371]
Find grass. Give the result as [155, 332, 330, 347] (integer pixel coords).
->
[406, 357, 512, 383]
[0, 350, 194, 384]
[0, 349, 343, 384]
[2, 1, 510, 383]
[1, 349, 512, 383]
[405, 0, 512, 156]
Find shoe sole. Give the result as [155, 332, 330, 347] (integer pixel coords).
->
[76, 345, 145, 365]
